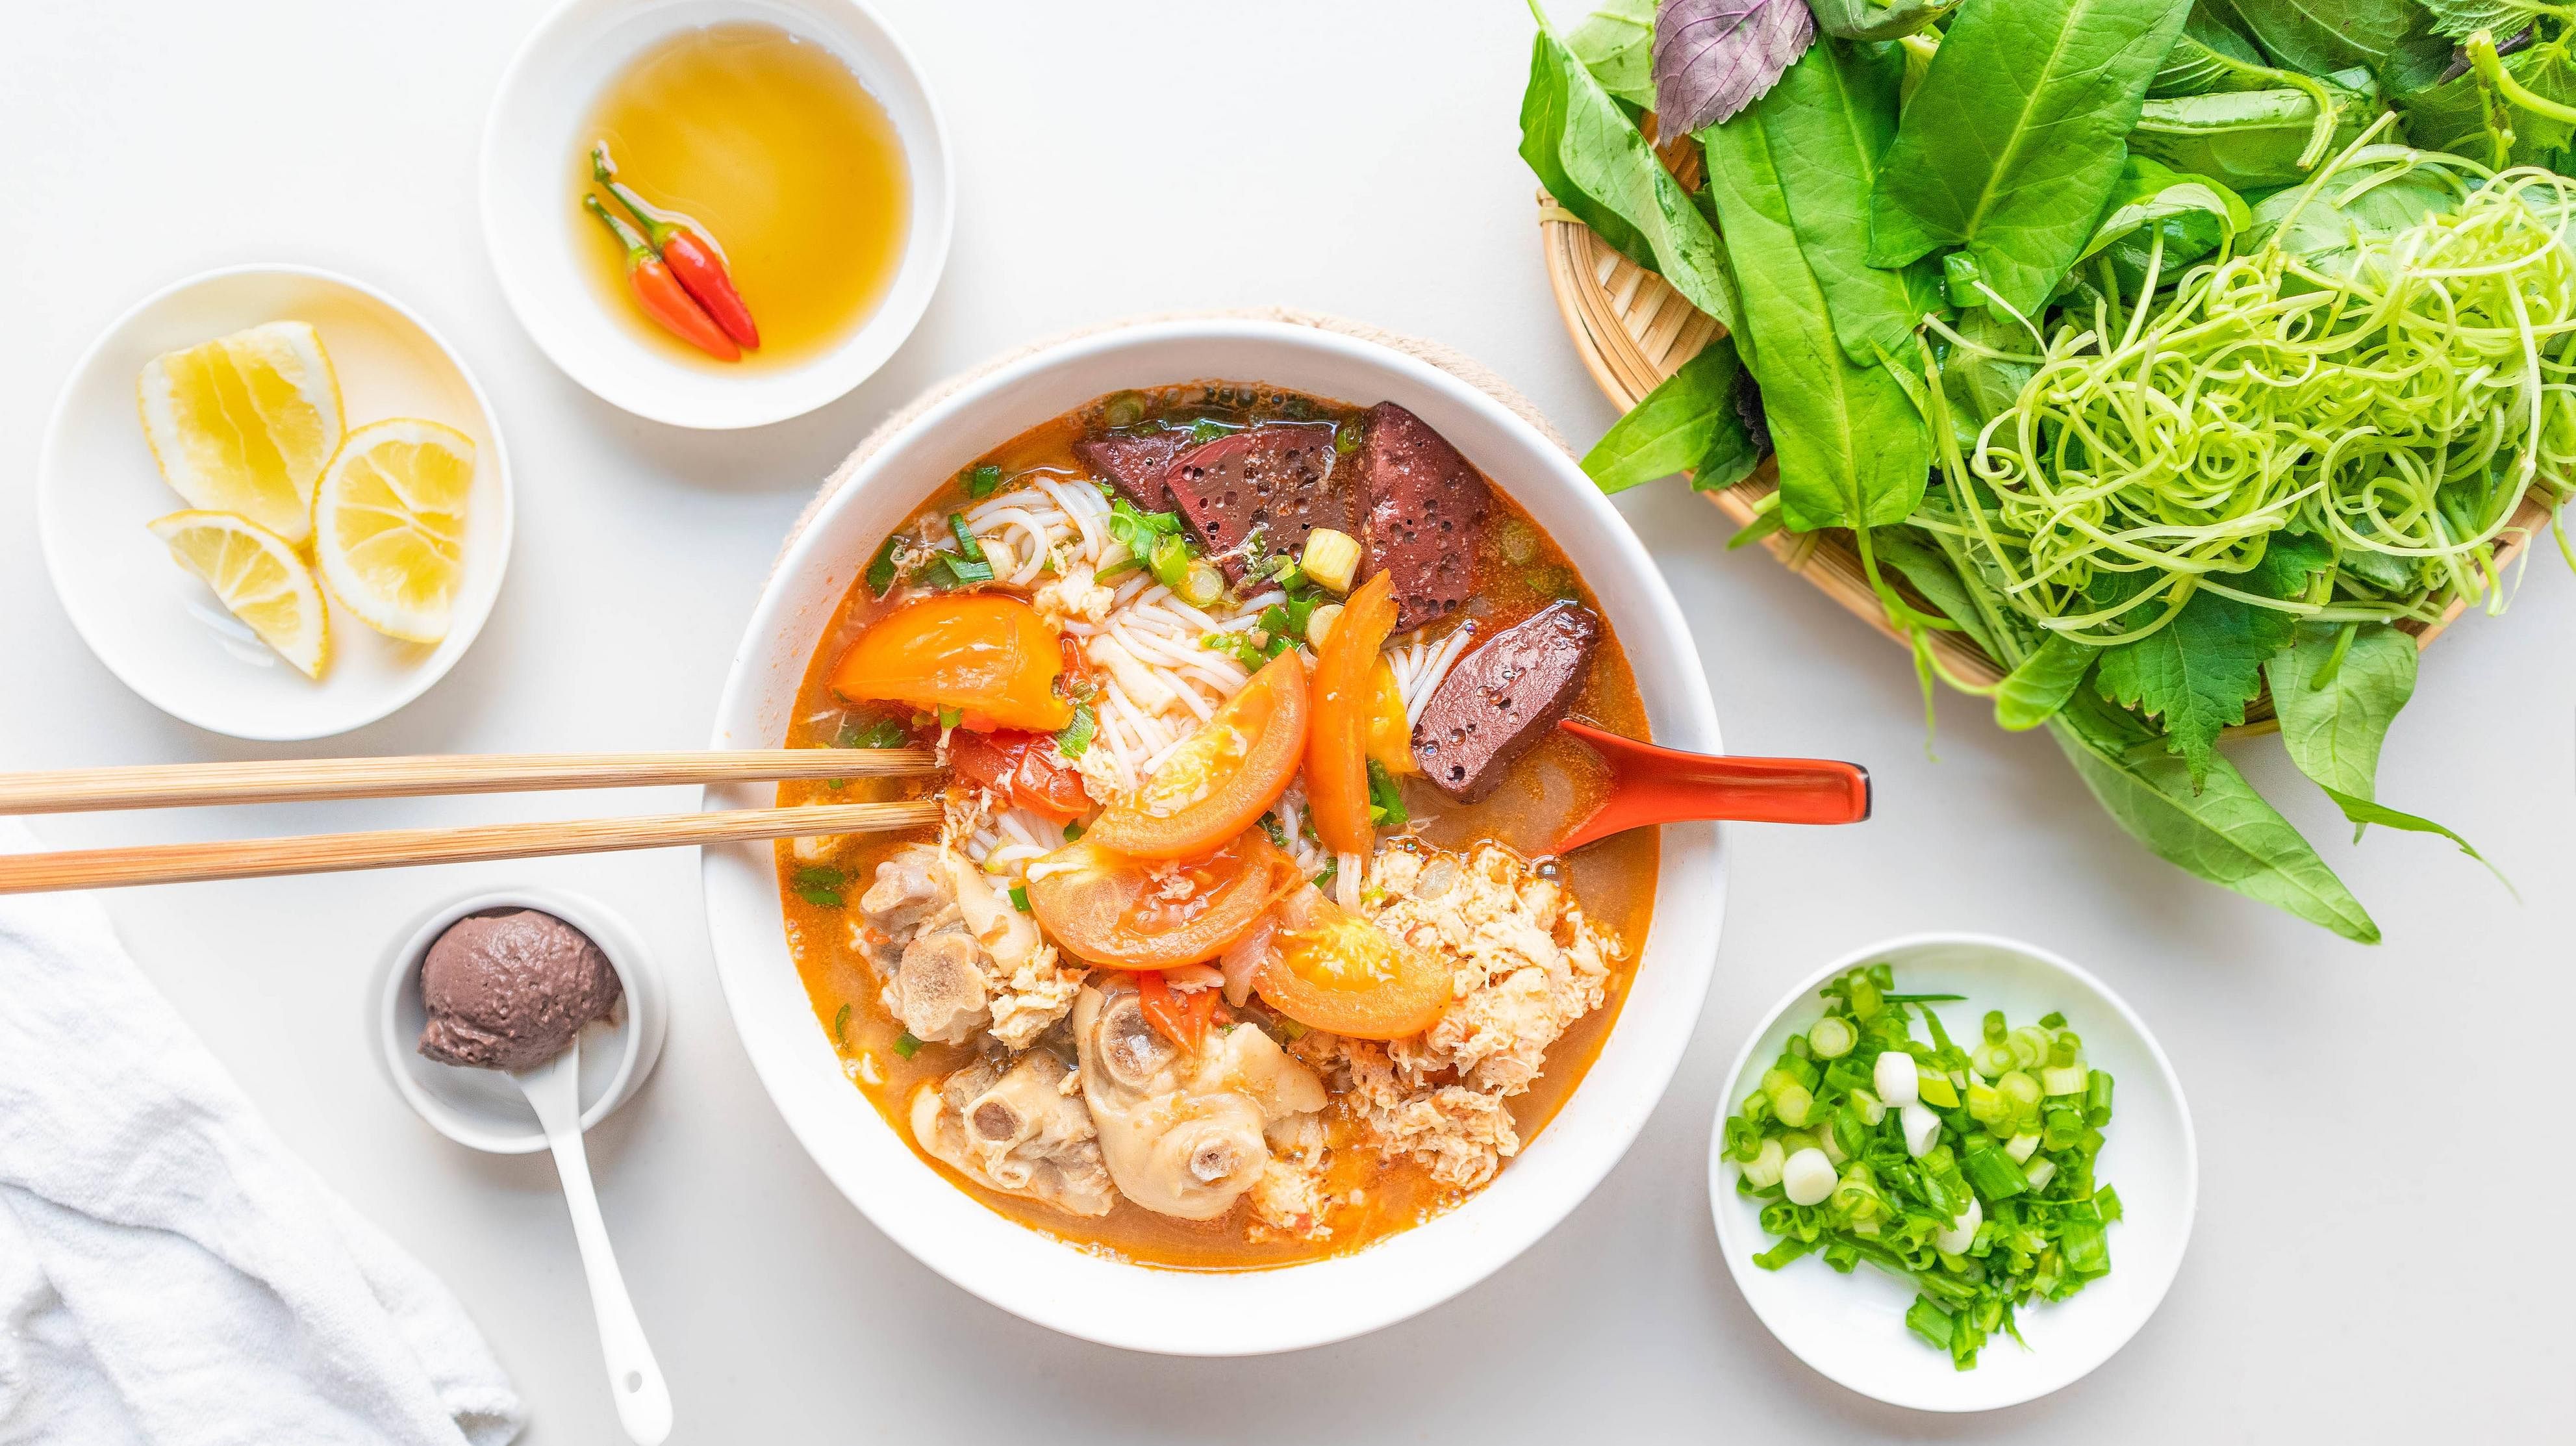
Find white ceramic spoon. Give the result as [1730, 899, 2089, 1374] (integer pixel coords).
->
[514, 1040, 673, 1444]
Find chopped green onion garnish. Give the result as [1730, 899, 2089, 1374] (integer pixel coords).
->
[966, 463, 1004, 498]
[1008, 883, 1031, 912]
[948, 513, 986, 563]
[1055, 700, 1095, 759]
[791, 866, 846, 908]
[832, 1002, 852, 1046]
[1063, 818, 1085, 842]
[892, 1032, 922, 1059]
[1728, 965, 2121, 1369]
[865, 536, 902, 598]
[1365, 759, 1408, 829]
[837, 715, 911, 750]
[937, 705, 962, 730]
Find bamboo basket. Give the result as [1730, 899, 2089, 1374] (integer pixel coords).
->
[1537, 191, 2557, 728]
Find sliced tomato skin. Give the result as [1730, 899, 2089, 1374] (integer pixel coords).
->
[1085, 650, 1308, 860]
[831, 594, 1072, 732]
[1307, 572, 1398, 856]
[1252, 885, 1451, 1041]
[949, 729, 1092, 820]
[1024, 830, 1304, 970]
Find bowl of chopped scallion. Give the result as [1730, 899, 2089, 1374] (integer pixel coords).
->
[1710, 934, 2194, 1411]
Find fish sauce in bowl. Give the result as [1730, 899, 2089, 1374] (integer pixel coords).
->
[572, 21, 910, 370]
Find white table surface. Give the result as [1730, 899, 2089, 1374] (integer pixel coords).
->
[4, 3, 2568, 1439]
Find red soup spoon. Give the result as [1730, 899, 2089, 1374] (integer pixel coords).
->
[1554, 719, 1871, 853]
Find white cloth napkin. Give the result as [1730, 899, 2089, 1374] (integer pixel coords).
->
[0, 822, 525, 1446]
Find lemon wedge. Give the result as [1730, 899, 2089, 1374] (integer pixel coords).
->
[147, 511, 331, 679]
[313, 418, 476, 643]
[137, 322, 344, 546]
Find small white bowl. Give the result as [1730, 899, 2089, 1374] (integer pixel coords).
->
[701, 318, 1729, 1354]
[373, 887, 669, 1154]
[1709, 933, 2197, 1412]
[37, 264, 514, 741]
[481, 0, 953, 429]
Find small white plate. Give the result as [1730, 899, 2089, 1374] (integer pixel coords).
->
[480, 0, 953, 429]
[37, 264, 514, 741]
[1708, 933, 2196, 1412]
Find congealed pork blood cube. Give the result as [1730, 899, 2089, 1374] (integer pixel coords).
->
[1074, 432, 1188, 511]
[1410, 602, 1604, 804]
[1353, 402, 1491, 633]
[1159, 422, 1348, 579]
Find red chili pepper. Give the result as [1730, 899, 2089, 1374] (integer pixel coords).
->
[594, 143, 760, 350]
[583, 195, 740, 362]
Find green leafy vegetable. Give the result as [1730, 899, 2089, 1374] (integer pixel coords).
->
[2051, 692, 2379, 942]
[2069, 155, 2251, 297]
[2091, 532, 2333, 787]
[2127, 73, 2372, 190]
[1566, 0, 1658, 105]
[1522, 0, 1747, 339]
[1993, 634, 2095, 731]
[1809, 0, 1960, 41]
[2223, 0, 2450, 92]
[1581, 335, 1762, 492]
[1758, 38, 1942, 366]
[2266, 624, 2505, 877]
[1652, 0, 1819, 132]
[1700, 50, 1933, 531]
[1869, 0, 2194, 318]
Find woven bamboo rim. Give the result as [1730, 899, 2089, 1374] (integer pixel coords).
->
[1537, 191, 2555, 728]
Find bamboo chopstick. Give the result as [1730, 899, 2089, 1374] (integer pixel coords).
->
[0, 800, 945, 895]
[0, 749, 939, 816]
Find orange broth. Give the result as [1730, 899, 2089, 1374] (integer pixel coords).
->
[772, 383, 1658, 1269]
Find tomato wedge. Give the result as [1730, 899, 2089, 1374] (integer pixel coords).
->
[1365, 659, 1415, 775]
[1137, 970, 1224, 1050]
[831, 594, 1071, 732]
[1024, 830, 1303, 970]
[1307, 571, 1398, 856]
[948, 729, 1092, 820]
[1085, 650, 1308, 859]
[1252, 885, 1450, 1041]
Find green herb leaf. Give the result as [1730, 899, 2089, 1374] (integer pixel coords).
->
[1753, 37, 1944, 368]
[1698, 55, 1932, 533]
[1580, 335, 1758, 494]
[1563, 0, 1656, 105]
[792, 866, 848, 909]
[2093, 532, 2332, 788]
[1993, 633, 2095, 732]
[2072, 155, 2251, 294]
[2266, 624, 2510, 888]
[1519, 1, 1746, 339]
[2049, 692, 2379, 943]
[1809, 0, 1958, 41]
[1869, 0, 2193, 318]
[2224, 0, 2449, 92]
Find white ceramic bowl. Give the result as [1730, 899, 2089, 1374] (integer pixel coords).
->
[373, 887, 670, 1155]
[481, 0, 953, 429]
[1710, 933, 2197, 1412]
[38, 264, 513, 741]
[701, 318, 1728, 1354]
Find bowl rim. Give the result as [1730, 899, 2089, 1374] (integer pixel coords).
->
[698, 316, 1729, 1353]
[477, 0, 956, 430]
[1706, 930, 2200, 1412]
[34, 260, 516, 742]
[372, 885, 666, 1154]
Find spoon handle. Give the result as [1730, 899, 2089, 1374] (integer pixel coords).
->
[524, 1052, 674, 1445]
[1556, 720, 1871, 852]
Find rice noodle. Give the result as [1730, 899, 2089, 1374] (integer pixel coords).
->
[1389, 620, 1478, 725]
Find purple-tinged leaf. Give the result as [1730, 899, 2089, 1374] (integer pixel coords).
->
[1653, 0, 1819, 132]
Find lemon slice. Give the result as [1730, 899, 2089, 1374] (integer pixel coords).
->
[137, 322, 344, 546]
[312, 418, 476, 643]
[147, 511, 331, 679]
